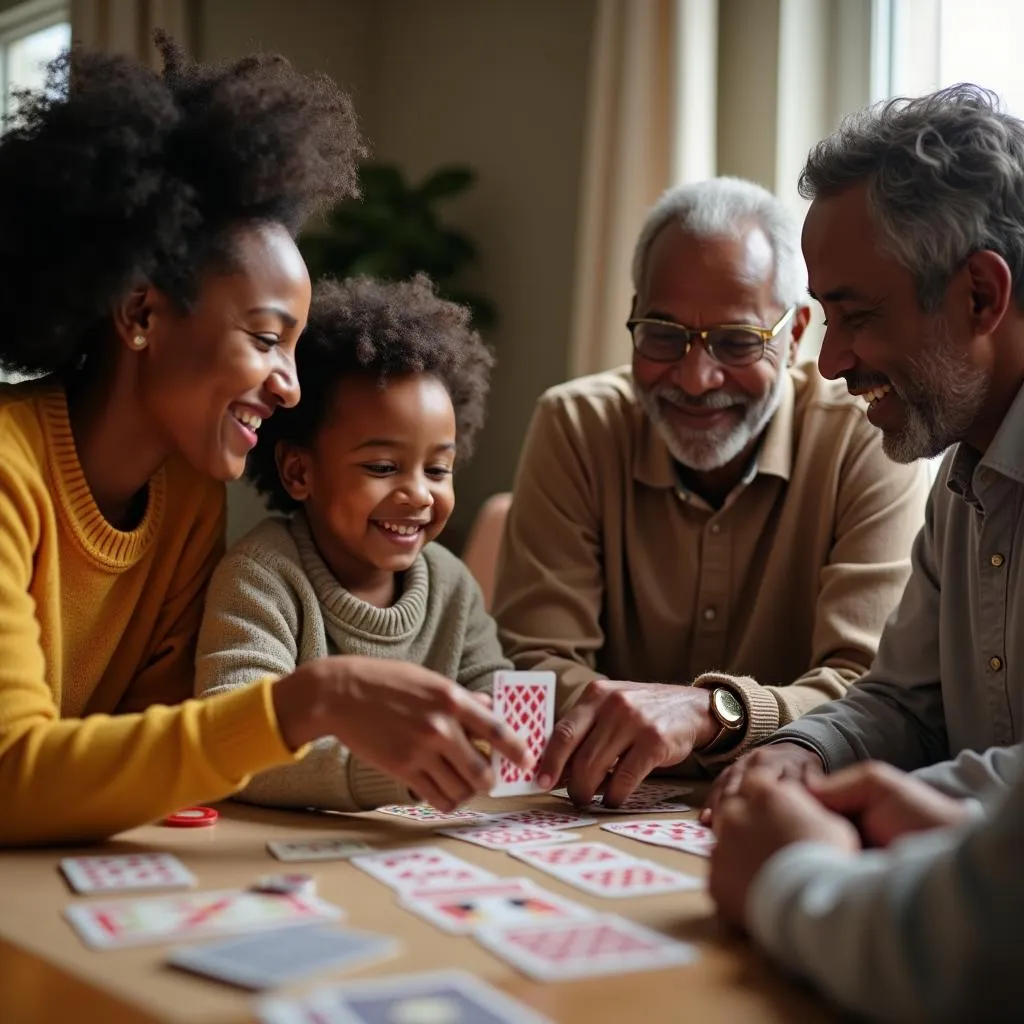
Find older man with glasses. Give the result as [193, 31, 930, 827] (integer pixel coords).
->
[492, 177, 929, 807]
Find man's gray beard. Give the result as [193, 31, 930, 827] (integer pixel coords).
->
[881, 321, 989, 463]
[637, 365, 788, 471]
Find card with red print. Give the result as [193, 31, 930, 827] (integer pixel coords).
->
[486, 808, 598, 830]
[439, 823, 580, 851]
[490, 671, 555, 797]
[601, 819, 717, 858]
[60, 852, 195, 895]
[475, 914, 697, 981]
[508, 841, 635, 873]
[548, 860, 703, 899]
[350, 846, 496, 893]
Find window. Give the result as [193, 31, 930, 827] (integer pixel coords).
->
[0, 0, 70, 125]
[876, 0, 1024, 112]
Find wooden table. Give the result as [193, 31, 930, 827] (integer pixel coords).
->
[0, 794, 837, 1024]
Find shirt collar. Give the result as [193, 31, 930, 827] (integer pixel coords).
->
[946, 380, 1024, 502]
[632, 369, 796, 490]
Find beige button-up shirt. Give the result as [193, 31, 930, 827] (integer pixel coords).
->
[493, 364, 929, 760]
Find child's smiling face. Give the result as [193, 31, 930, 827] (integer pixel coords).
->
[278, 372, 457, 598]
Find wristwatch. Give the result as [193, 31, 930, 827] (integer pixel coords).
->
[701, 686, 746, 752]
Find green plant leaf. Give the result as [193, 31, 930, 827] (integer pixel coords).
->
[418, 165, 476, 201]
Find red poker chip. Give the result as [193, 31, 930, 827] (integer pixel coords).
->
[162, 806, 219, 828]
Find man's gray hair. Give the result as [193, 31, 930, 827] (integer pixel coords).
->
[631, 177, 806, 310]
[799, 83, 1024, 312]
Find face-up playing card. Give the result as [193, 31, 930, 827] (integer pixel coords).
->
[257, 969, 554, 1024]
[548, 860, 703, 899]
[267, 838, 372, 863]
[64, 888, 343, 950]
[486, 809, 597, 830]
[475, 914, 697, 982]
[375, 804, 494, 825]
[601, 819, 716, 857]
[552, 781, 694, 814]
[490, 671, 555, 797]
[398, 878, 594, 935]
[60, 852, 195, 895]
[350, 846, 496, 892]
[168, 924, 397, 990]
[509, 841, 635, 872]
[439, 823, 580, 851]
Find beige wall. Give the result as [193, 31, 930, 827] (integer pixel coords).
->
[195, 0, 596, 546]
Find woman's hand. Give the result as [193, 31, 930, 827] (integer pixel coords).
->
[272, 657, 529, 811]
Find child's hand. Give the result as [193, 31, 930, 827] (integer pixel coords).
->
[273, 657, 531, 812]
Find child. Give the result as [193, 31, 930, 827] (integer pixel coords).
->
[195, 275, 511, 812]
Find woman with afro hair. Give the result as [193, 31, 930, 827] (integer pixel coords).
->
[0, 35, 526, 845]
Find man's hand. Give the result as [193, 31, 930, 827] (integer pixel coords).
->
[701, 741, 824, 825]
[709, 770, 861, 929]
[808, 761, 976, 849]
[273, 656, 530, 813]
[535, 680, 719, 807]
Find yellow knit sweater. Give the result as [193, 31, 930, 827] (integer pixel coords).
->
[0, 381, 294, 845]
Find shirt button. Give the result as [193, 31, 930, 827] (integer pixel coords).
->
[703, 607, 716, 621]
[710, 523, 721, 535]
[990, 656, 1003, 672]
[991, 553, 1005, 567]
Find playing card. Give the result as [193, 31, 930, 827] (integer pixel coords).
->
[267, 838, 372, 863]
[258, 969, 554, 1024]
[350, 846, 496, 892]
[601, 819, 716, 857]
[486, 809, 597, 830]
[168, 924, 397, 990]
[398, 878, 594, 935]
[546, 860, 703, 899]
[376, 804, 494, 825]
[475, 914, 697, 982]
[509, 841, 635, 872]
[439, 823, 580, 851]
[491, 670, 555, 797]
[60, 852, 195, 895]
[552, 781, 694, 814]
[64, 888, 343, 950]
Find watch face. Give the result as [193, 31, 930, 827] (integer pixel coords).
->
[714, 687, 744, 725]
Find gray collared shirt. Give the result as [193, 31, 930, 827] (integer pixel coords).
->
[772, 383, 1024, 780]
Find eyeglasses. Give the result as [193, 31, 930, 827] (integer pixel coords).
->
[626, 307, 796, 367]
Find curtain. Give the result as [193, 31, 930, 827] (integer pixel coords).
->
[70, 0, 190, 67]
[566, 0, 676, 379]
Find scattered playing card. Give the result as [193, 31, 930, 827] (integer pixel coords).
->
[257, 969, 554, 1024]
[491, 670, 555, 797]
[350, 846, 496, 892]
[168, 924, 397, 990]
[552, 781, 694, 814]
[548, 860, 703, 899]
[267, 838, 372, 863]
[60, 852, 195, 895]
[509, 841, 635, 872]
[475, 914, 697, 981]
[601, 819, 716, 857]
[439, 823, 580, 851]
[65, 888, 343, 950]
[398, 878, 594, 935]
[486, 809, 598, 830]
[376, 804, 494, 825]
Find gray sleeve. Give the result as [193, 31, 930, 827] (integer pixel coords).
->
[911, 744, 1024, 804]
[769, 482, 949, 773]
[195, 545, 408, 813]
[747, 773, 1024, 1023]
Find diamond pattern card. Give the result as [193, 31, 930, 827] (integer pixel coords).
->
[267, 838, 372, 863]
[491, 670, 555, 797]
[601, 819, 717, 857]
[486, 809, 597, 830]
[439, 823, 580, 851]
[350, 846, 496, 892]
[376, 804, 494, 825]
[398, 878, 595, 935]
[550, 861, 703, 899]
[553, 781, 694, 814]
[258, 969, 554, 1024]
[65, 888, 343, 950]
[168, 924, 397, 990]
[60, 852, 195, 895]
[475, 914, 697, 981]
[509, 841, 635, 873]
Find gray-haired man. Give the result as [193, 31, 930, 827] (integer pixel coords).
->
[494, 177, 928, 807]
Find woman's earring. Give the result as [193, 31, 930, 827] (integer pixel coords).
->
[131, 335, 148, 350]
